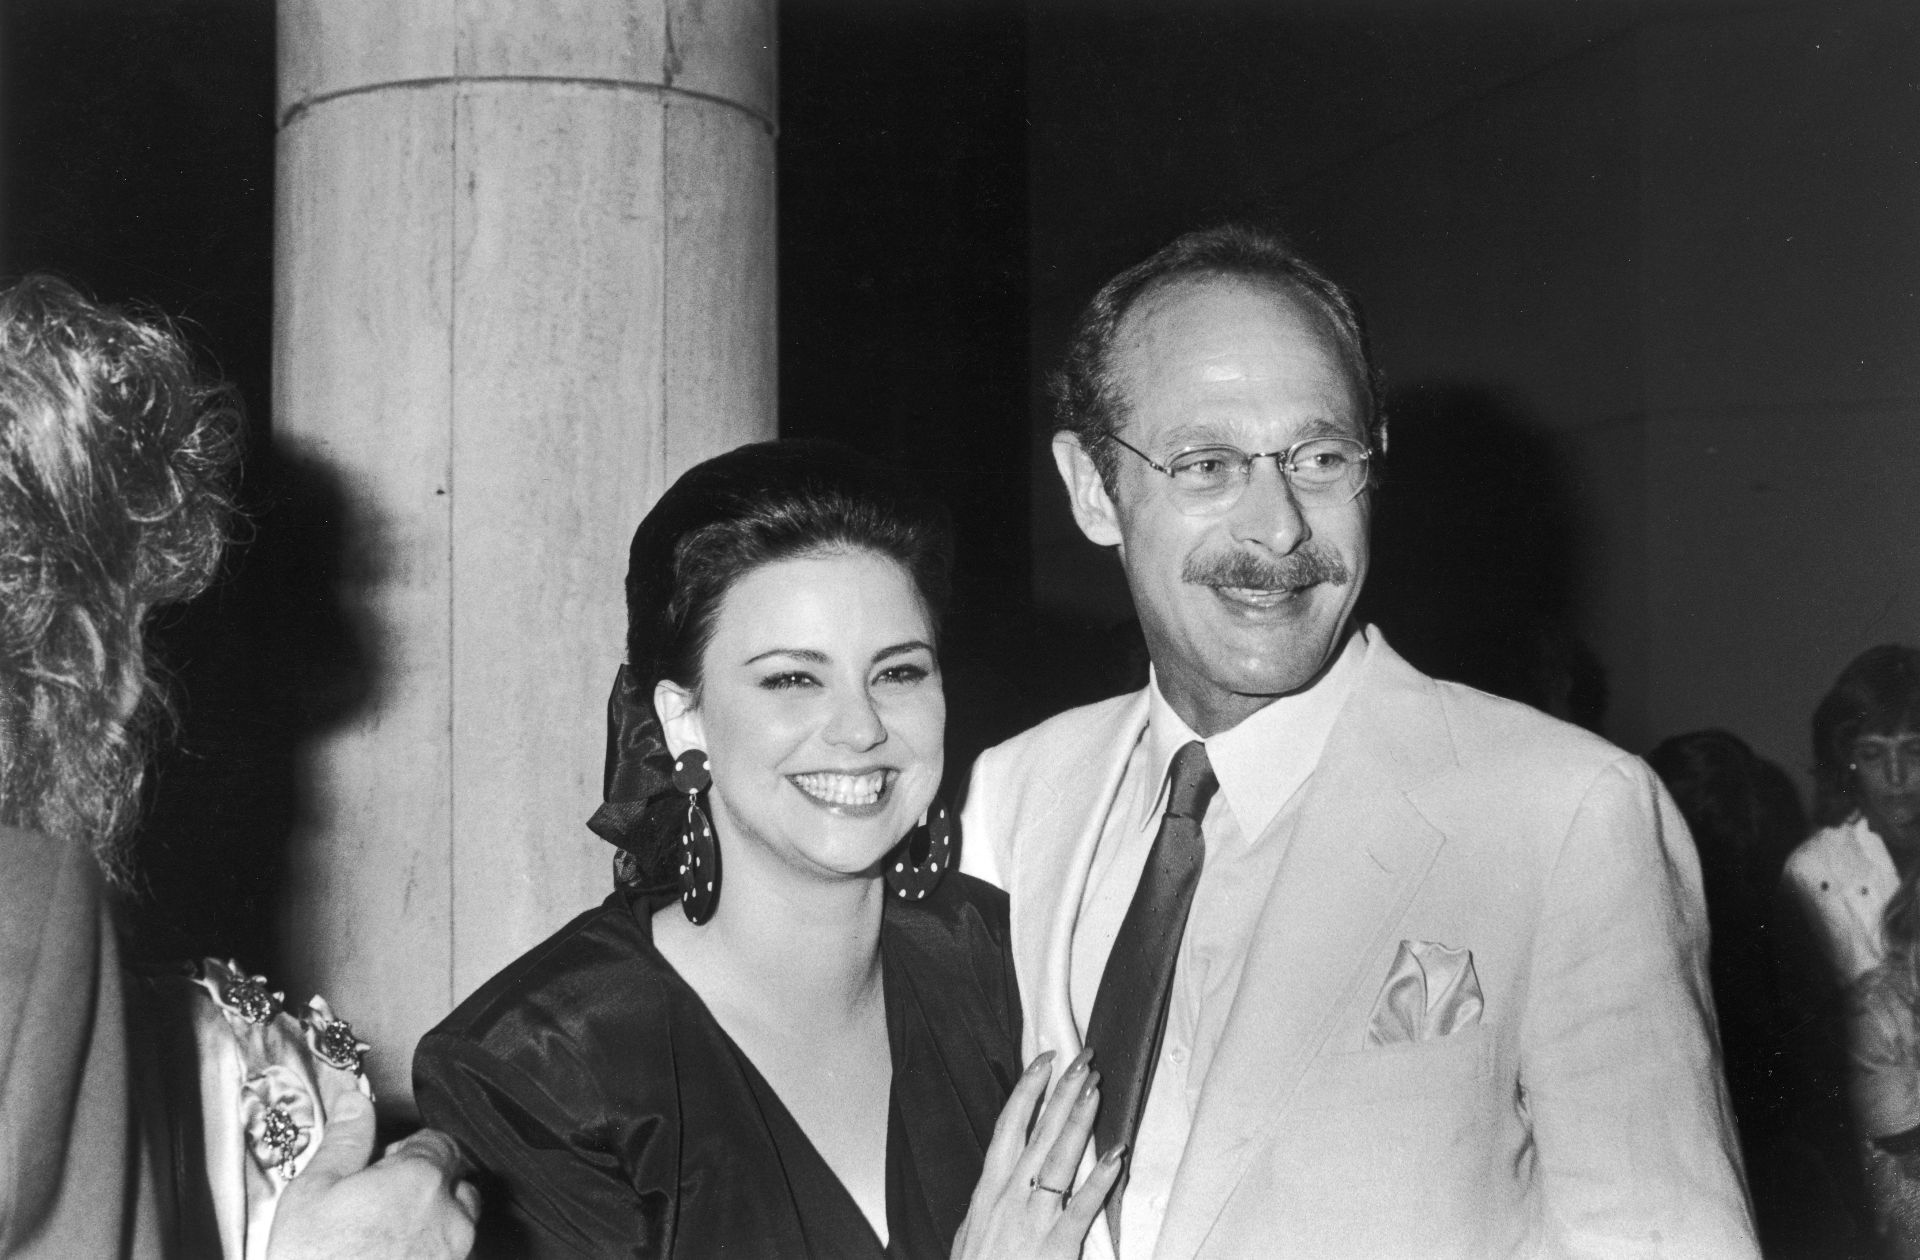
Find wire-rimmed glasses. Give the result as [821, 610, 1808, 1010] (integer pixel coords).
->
[1101, 430, 1373, 514]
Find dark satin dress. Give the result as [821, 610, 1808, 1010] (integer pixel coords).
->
[414, 873, 1021, 1259]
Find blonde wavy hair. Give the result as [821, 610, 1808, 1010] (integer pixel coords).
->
[0, 275, 240, 886]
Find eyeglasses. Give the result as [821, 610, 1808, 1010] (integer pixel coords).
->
[1101, 431, 1373, 513]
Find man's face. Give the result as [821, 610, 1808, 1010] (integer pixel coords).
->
[1054, 276, 1372, 735]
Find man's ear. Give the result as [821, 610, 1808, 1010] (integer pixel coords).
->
[653, 679, 706, 758]
[1052, 432, 1125, 548]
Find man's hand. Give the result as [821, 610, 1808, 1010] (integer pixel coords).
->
[267, 1090, 480, 1260]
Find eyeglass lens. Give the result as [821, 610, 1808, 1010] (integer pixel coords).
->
[1163, 440, 1368, 508]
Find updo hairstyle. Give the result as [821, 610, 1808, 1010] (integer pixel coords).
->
[626, 441, 952, 698]
[590, 440, 952, 889]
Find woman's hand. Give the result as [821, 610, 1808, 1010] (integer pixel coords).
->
[951, 1049, 1123, 1260]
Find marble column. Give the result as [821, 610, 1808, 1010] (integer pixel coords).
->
[273, 0, 775, 1104]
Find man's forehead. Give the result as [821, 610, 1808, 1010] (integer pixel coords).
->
[1116, 272, 1337, 351]
[1108, 273, 1363, 428]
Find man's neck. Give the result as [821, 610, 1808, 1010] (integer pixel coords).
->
[1156, 631, 1356, 738]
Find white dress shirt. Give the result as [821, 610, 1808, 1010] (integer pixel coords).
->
[1071, 629, 1369, 1260]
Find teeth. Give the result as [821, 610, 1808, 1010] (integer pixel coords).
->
[791, 771, 887, 806]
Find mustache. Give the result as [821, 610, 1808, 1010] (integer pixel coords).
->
[1182, 546, 1351, 591]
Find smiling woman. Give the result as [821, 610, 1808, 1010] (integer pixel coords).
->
[413, 441, 1119, 1260]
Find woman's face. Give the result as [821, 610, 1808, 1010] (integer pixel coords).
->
[1854, 727, 1920, 851]
[665, 549, 944, 884]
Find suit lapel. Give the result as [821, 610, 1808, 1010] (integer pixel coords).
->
[1008, 691, 1148, 1260]
[1152, 639, 1458, 1260]
[1020, 691, 1152, 1069]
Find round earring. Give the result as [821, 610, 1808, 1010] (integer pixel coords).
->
[674, 750, 720, 924]
[885, 800, 953, 901]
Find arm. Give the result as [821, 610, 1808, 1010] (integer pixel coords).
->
[414, 1031, 662, 1260]
[267, 1092, 477, 1260]
[1521, 757, 1759, 1258]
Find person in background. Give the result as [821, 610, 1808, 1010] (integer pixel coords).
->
[1781, 646, 1920, 1257]
[1847, 856, 1920, 1258]
[0, 275, 477, 1259]
[1784, 646, 1920, 989]
[1651, 730, 1867, 1258]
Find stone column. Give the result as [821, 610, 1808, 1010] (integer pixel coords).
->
[274, 0, 774, 1104]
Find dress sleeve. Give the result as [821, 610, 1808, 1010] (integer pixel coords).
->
[415, 1031, 668, 1260]
[1520, 756, 1759, 1258]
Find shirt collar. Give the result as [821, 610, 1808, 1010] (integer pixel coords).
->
[1141, 627, 1371, 841]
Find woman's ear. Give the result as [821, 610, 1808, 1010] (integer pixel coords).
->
[654, 679, 705, 757]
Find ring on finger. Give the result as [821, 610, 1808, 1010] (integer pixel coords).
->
[1029, 1177, 1070, 1199]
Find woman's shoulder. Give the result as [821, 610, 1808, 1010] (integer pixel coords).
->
[886, 870, 1009, 941]
[420, 891, 669, 1064]
[1786, 818, 1874, 882]
[882, 872, 1018, 1027]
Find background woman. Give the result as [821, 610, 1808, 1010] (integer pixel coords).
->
[1782, 645, 1920, 1256]
[0, 276, 475, 1259]
[414, 442, 1114, 1258]
[1785, 646, 1920, 989]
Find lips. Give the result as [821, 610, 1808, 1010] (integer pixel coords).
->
[789, 770, 892, 809]
[1210, 582, 1313, 610]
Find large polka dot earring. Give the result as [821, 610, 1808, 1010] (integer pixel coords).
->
[675, 750, 720, 924]
[885, 801, 953, 901]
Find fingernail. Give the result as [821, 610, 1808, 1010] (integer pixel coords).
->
[1080, 1070, 1101, 1102]
[1028, 1051, 1057, 1075]
[1102, 1143, 1127, 1165]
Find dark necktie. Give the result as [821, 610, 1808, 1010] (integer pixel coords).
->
[1084, 739, 1217, 1239]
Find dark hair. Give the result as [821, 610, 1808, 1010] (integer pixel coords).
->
[1050, 223, 1382, 492]
[1810, 644, 1920, 828]
[1648, 728, 1806, 886]
[0, 275, 241, 884]
[625, 440, 953, 697]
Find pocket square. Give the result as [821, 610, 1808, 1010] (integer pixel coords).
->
[1365, 939, 1484, 1048]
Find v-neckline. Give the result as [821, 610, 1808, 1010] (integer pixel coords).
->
[720, 1022, 900, 1254]
[644, 907, 906, 1255]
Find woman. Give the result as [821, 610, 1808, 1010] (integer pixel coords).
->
[1780, 646, 1920, 1254]
[414, 442, 1116, 1258]
[1784, 646, 1920, 987]
[0, 275, 474, 1259]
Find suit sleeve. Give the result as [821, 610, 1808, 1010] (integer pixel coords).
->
[1521, 756, 1759, 1258]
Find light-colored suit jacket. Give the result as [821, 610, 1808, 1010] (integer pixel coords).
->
[960, 634, 1757, 1259]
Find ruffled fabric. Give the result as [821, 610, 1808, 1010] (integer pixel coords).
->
[583, 664, 681, 892]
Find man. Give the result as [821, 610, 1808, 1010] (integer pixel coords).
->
[960, 227, 1756, 1259]
[0, 275, 475, 1259]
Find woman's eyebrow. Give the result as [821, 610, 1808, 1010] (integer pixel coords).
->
[872, 640, 934, 664]
[744, 647, 829, 666]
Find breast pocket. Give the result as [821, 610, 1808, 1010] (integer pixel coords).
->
[1293, 1023, 1495, 1107]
